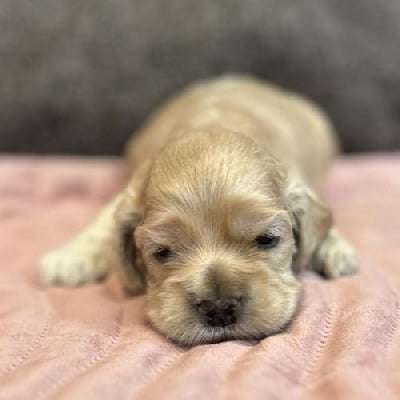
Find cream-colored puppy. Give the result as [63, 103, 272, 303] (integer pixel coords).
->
[40, 76, 357, 345]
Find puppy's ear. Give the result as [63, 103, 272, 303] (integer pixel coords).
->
[114, 192, 145, 294]
[285, 182, 332, 272]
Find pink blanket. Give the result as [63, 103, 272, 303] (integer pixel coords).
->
[1, 155, 399, 400]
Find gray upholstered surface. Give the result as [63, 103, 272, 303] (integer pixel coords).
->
[1, 0, 400, 154]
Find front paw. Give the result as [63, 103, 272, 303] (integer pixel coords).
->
[40, 245, 111, 287]
[313, 229, 359, 279]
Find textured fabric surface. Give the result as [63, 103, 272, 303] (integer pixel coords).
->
[1, 0, 400, 154]
[0, 155, 399, 399]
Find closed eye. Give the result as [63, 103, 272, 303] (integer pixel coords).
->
[254, 234, 280, 249]
[153, 246, 173, 263]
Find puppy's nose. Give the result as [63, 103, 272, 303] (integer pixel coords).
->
[196, 297, 241, 327]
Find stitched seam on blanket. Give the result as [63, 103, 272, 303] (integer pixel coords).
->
[302, 286, 335, 385]
[0, 293, 52, 379]
[35, 307, 123, 400]
[303, 264, 400, 394]
[305, 295, 400, 393]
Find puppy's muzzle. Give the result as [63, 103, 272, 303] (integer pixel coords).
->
[195, 297, 242, 327]
[187, 263, 245, 327]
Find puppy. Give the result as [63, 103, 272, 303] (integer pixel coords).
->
[40, 76, 358, 345]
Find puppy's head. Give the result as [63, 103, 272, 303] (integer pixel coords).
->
[117, 132, 331, 345]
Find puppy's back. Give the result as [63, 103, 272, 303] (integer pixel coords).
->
[125, 75, 338, 186]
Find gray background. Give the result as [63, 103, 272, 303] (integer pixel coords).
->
[1, 0, 400, 155]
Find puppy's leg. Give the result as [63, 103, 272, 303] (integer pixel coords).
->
[40, 195, 122, 287]
[311, 228, 358, 279]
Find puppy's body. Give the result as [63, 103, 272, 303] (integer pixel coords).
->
[41, 76, 357, 345]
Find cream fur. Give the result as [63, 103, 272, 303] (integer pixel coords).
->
[40, 76, 358, 345]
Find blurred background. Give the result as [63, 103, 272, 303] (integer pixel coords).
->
[1, 0, 399, 155]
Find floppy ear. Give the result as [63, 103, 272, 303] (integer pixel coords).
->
[114, 192, 145, 294]
[285, 182, 333, 273]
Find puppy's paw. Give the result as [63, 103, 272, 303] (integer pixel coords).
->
[40, 244, 112, 287]
[312, 229, 359, 279]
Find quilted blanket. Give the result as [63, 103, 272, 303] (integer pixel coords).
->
[0, 155, 399, 400]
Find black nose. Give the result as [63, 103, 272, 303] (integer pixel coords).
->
[196, 297, 241, 327]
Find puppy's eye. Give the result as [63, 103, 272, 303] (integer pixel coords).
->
[153, 247, 172, 263]
[254, 234, 280, 249]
